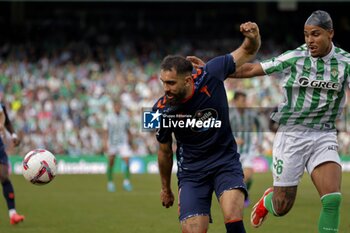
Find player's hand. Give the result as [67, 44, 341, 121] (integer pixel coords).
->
[12, 134, 21, 147]
[236, 138, 244, 145]
[186, 56, 206, 69]
[240, 21, 260, 41]
[257, 145, 264, 154]
[160, 188, 174, 208]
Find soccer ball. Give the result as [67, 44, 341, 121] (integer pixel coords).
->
[22, 149, 57, 185]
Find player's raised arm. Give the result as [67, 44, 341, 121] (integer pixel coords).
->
[186, 56, 265, 79]
[229, 62, 265, 79]
[187, 22, 262, 78]
[231, 21, 261, 68]
[158, 140, 175, 208]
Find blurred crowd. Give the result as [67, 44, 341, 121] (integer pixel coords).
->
[1, 37, 350, 157]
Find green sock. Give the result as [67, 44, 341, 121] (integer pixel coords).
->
[263, 192, 278, 215]
[318, 193, 342, 233]
[107, 165, 113, 182]
[246, 179, 253, 191]
[124, 163, 130, 180]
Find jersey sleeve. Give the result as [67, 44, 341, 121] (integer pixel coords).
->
[260, 50, 297, 75]
[205, 54, 236, 81]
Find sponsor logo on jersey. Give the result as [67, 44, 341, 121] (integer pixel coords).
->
[298, 77, 340, 90]
[327, 145, 338, 151]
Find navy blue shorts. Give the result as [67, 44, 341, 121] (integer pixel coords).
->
[177, 160, 247, 222]
[0, 138, 9, 165]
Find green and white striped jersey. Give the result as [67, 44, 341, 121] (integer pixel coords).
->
[261, 43, 350, 130]
[103, 111, 130, 146]
[229, 107, 262, 155]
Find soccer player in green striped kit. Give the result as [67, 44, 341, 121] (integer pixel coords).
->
[233, 10, 345, 233]
[103, 101, 133, 192]
[229, 91, 263, 207]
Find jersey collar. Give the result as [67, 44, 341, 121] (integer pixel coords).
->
[181, 79, 195, 103]
[310, 42, 335, 63]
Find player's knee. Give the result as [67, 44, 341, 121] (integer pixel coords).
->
[181, 216, 209, 233]
[272, 198, 295, 216]
[273, 207, 289, 216]
[271, 188, 297, 216]
[0, 171, 9, 183]
[0, 176, 10, 184]
[321, 193, 342, 211]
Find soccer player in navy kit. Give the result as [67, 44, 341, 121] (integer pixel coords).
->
[153, 22, 260, 233]
[0, 103, 25, 225]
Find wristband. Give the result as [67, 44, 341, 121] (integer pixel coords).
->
[11, 133, 18, 139]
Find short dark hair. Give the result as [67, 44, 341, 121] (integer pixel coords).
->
[234, 91, 247, 100]
[305, 10, 333, 30]
[160, 55, 193, 76]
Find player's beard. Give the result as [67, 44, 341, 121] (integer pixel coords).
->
[166, 87, 187, 105]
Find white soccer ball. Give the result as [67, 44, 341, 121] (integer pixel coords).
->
[22, 149, 57, 185]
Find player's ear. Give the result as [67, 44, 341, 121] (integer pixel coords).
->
[184, 75, 191, 86]
[328, 29, 334, 39]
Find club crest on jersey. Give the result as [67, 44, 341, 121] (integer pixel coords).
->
[331, 68, 338, 79]
[298, 76, 340, 90]
[304, 65, 311, 72]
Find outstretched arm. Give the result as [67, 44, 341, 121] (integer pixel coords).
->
[158, 140, 175, 208]
[186, 56, 265, 79]
[187, 22, 262, 78]
[228, 62, 265, 79]
[231, 21, 261, 68]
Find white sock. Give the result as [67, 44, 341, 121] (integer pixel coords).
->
[9, 209, 17, 217]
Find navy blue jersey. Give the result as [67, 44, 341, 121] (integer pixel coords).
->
[0, 103, 9, 165]
[153, 54, 239, 176]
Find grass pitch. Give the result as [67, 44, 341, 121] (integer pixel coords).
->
[0, 172, 349, 233]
